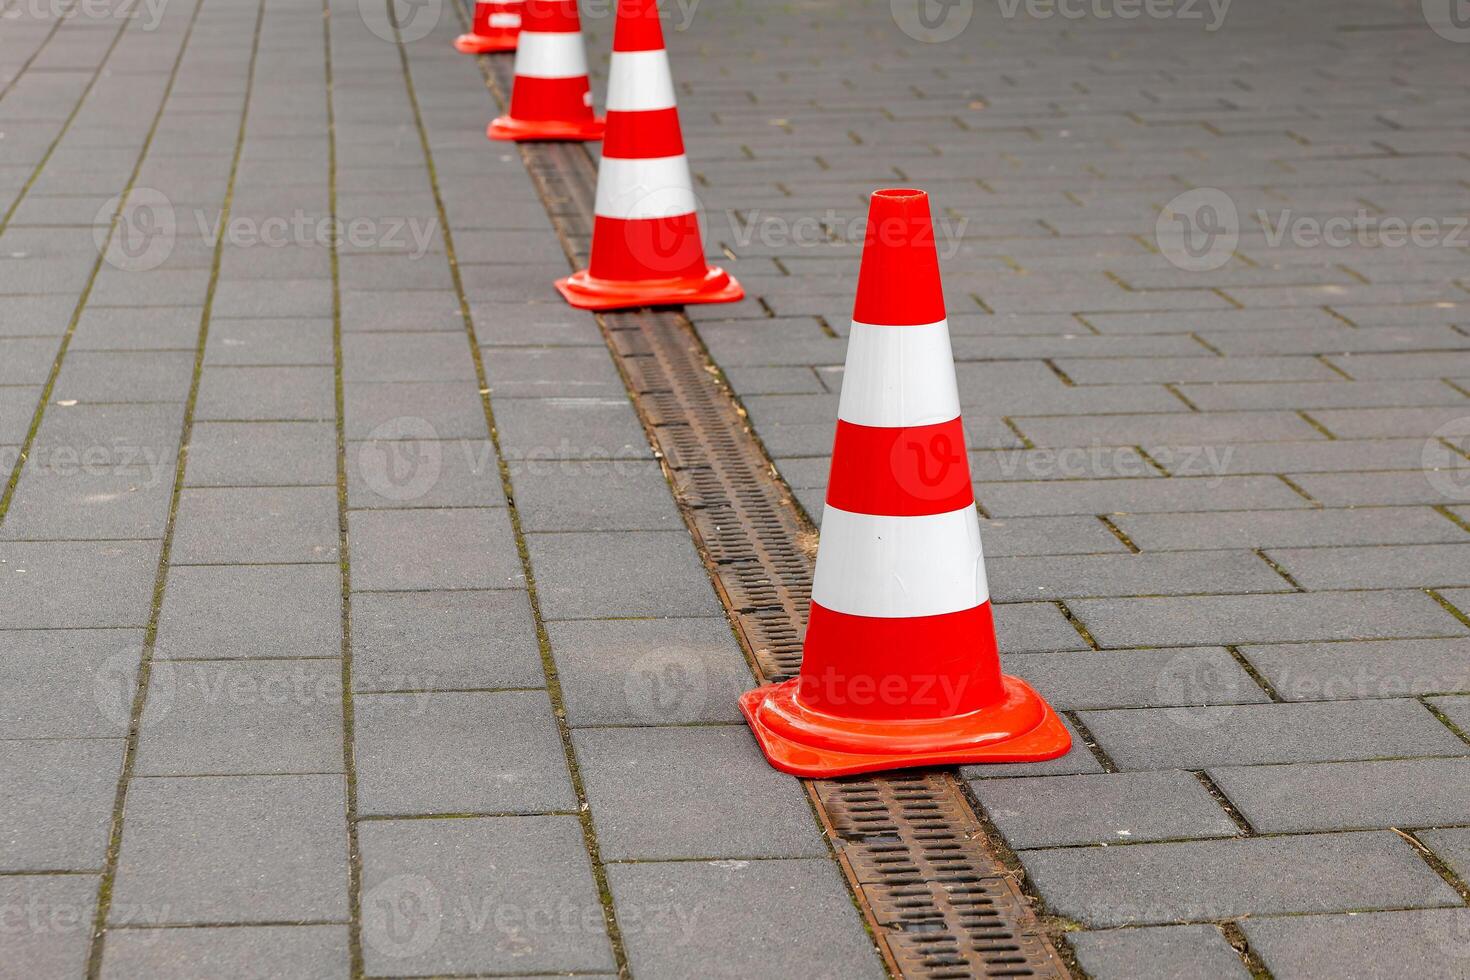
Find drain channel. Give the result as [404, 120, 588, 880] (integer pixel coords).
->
[471, 39, 1070, 980]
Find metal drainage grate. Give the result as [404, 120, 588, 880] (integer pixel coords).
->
[474, 42, 1068, 980]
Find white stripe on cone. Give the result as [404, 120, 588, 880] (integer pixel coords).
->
[811, 505, 989, 618]
[489, 12, 521, 26]
[514, 31, 588, 78]
[605, 50, 677, 112]
[837, 319, 961, 428]
[593, 155, 697, 219]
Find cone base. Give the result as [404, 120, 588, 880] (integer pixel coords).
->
[453, 31, 518, 54]
[738, 674, 1071, 778]
[488, 115, 605, 142]
[555, 266, 744, 311]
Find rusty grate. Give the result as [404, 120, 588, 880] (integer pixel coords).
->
[477, 47, 1068, 980]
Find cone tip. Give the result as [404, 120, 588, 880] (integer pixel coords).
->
[853, 187, 945, 325]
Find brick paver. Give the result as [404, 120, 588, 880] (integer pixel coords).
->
[3, 0, 1469, 976]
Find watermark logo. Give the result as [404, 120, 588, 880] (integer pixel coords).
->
[1423, 417, 1470, 502]
[362, 875, 442, 959]
[1423, 0, 1470, 42]
[93, 648, 175, 728]
[361, 0, 442, 42]
[892, 0, 973, 42]
[357, 417, 444, 503]
[1156, 651, 1240, 729]
[623, 651, 708, 723]
[617, 186, 710, 277]
[1156, 188, 1237, 272]
[95, 188, 176, 273]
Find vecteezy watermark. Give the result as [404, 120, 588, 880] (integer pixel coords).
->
[990, 443, 1234, 483]
[725, 208, 971, 260]
[361, 875, 699, 961]
[623, 651, 708, 723]
[1155, 650, 1242, 730]
[360, 0, 442, 43]
[996, 0, 1231, 30]
[1266, 663, 1470, 701]
[1423, 416, 1470, 502]
[0, 897, 170, 937]
[7, 0, 170, 30]
[1157, 188, 1470, 271]
[577, 0, 702, 30]
[1155, 188, 1239, 272]
[93, 188, 439, 272]
[0, 440, 172, 487]
[891, 0, 974, 42]
[358, 417, 445, 503]
[1423, 0, 1470, 43]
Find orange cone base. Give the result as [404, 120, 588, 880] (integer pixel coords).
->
[738, 674, 1071, 778]
[453, 31, 518, 54]
[488, 115, 605, 142]
[555, 265, 744, 311]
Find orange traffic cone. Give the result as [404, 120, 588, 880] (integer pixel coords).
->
[454, 0, 522, 54]
[553, 0, 742, 310]
[488, 0, 603, 141]
[739, 188, 1071, 778]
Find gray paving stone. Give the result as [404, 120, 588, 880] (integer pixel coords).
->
[342, 380, 488, 440]
[358, 816, 614, 976]
[1268, 543, 1470, 590]
[0, 874, 98, 979]
[1209, 758, 1470, 833]
[1022, 831, 1460, 928]
[49, 351, 193, 404]
[205, 317, 333, 366]
[135, 659, 343, 776]
[195, 366, 336, 422]
[974, 770, 1238, 849]
[185, 420, 336, 487]
[0, 463, 176, 540]
[348, 507, 522, 591]
[212, 278, 332, 318]
[1067, 924, 1251, 980]
[346, 432, 506, 508]
[1069, 590, 1468, 648]
[0, 386, 42, 443]
[988, 550, 1290, 602]
[1431, 694, 1470, 734]
[1242, 638, 1470, 701]
[340, 290, 463, 332]
[0, 540, 159, 628]
[573, 726, 823, 860]
[0, 739, 123, 872]
[527, 530, 721, 619]
[484, 346, 626, 398]
[172, 486, 339, 564]
[111, 774, 348, 924]
[71, 307, 201, 351]
[549, 617, 752, 726]
[0, 628, 141, 737]
[1241, 909, 1470, 980]
[154, 562, 340, 660]
[980, 515, 1131, 557]
[607, 859, 885, 980]
[350, 589, 543, 692]
[341, 333, 476, 382]
[1113, 507, 1470, 551]
[492, 397, 651, 463]
[509, 459, 681, 532]
[1079, 700, 1468, 770]
[354, 691, 574, 816]
[977, 475, 1310, 518]
[1002, 647, 1268, 712]
[99, 924, 351, 980]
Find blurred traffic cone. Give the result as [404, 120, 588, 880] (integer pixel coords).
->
[488, 0, 603, 141]
[454, 0, 522, 54]
[739, 188, 1070, 778]
[553, 0, 741, 310]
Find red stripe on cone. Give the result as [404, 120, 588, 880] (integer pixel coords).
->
[826, 418, 974, 516]
[798, 601, 1005, 720]
[601, 107, 684, 158]
[612, 0, 666, 51]
[852, 188, 946, 326]
[587, 214, 708, 283]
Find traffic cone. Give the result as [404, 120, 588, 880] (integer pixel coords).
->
[739, 188, 1071, 778]
[488, 0, 603, 141]
[553, 0, 742, 310]
[454, 0, 522, 54]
